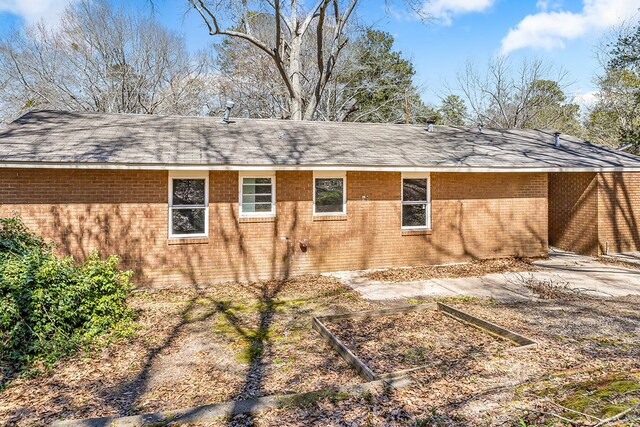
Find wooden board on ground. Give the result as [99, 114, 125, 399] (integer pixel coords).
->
[313, 302, 537, 381]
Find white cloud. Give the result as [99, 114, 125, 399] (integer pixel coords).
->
[424, 0, 496, 26]
[501, 0, 639, 54]
[536, 0, 563, 11]
[574, 90, 598, 108]
[0, 0, 73, 26]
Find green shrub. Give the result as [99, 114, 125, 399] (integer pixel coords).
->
[0, 216, 133, 373]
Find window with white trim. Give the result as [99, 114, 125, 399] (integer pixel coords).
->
[401, 174, 430, 229]
[314, 171, 346, 215]
[239, 173, 275, 217]
[169, 172, 208, 238]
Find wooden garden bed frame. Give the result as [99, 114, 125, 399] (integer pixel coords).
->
[312, 302, 537, 381]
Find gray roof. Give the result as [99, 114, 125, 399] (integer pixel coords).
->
[1, 109, 639, 171]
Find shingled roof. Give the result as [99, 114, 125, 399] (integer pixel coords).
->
[1, 109, 639, 171]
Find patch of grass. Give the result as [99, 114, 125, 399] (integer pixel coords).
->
[530, 371, 640, 422]
[416, 407, 466, 426]
[402, 346, 429, 364]
[434, 295, 481, 303]
[278, 389, 351, 408]
[583, 335, 624, 347]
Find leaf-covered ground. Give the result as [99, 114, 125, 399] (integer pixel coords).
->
[362, 257, 539, 283]
[1, 275, 639, 426]
[324, 310, 513, 375]
[0, 275, 381, 426]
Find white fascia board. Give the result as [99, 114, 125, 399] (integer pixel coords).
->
[1, 161, 640, 173]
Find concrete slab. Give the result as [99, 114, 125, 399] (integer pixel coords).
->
[329, 249, 640, 301]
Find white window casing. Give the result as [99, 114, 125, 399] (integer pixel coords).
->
[401, 172, 431, 230]
[238, 171, 276, 218]
[313, 170, 347, 216]
[168, 171, 209, 238]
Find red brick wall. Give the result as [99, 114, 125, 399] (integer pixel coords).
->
[548, 171, 640, 256]
[548, 172, 599, 255]
[598, 172, 640, 254]
[0, 169, 548, 287]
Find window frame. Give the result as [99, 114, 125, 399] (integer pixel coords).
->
[168, 171, 209, 239]
[401, 172, 431, 230]
[238, 171, 276, 218]
[313, 171, 347, 216]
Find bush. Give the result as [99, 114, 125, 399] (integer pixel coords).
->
[0, 216, 133, 372]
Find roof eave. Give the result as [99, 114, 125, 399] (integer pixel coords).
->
[1, 161, 640, 173]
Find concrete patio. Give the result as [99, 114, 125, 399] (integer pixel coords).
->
[328, 249, 640, 301]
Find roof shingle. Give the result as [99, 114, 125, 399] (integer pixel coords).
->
[1, 110, 639, 171]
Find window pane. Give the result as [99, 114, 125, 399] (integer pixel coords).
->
[241, 177, 273, 215]
[242, 184, 272, 195]
[315, 178, 344, 213]
[243, 177, 271, 185]
[172, 208, 206, 234]
[243, 203, 272, 213]
[402, 204, 427, 227]
[242, 194, 272, 204]
[403, 179, 427, 202]
[172, 179, 205, 205]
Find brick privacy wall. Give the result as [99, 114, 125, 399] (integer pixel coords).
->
[0, 169, 548, 287]
[598, 172, 640, 254]
[548, 172, 599, 255]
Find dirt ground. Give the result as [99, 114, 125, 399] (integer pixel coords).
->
[226, 294, 640, 427]
[1, 275, 639, 426]
[324, 310, 513, 375]
[0, 276, 380, 426]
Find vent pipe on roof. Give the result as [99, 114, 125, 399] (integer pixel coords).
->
[553, 132, 561, 148]
[426, 120, 435, 132]
[222, 100, 235, 124]
[477, 123, 483, 133]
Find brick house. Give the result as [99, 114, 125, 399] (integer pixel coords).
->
[1, 110, 639, 287]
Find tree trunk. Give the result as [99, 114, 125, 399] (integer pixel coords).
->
[288, 20, 303, 120]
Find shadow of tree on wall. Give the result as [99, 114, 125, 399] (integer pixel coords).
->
[548, 172, 600, 255]
[49, 205, 147, 280]
[599, 173, 640, 254]
[16, 167, 550, 289]
[0, 170, 553, 426]
[549, 172, 640, 256]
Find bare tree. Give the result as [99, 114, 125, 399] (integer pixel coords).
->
[213, 24, 434, 123]
[586, 19, 640, 150]
[187, 0, 426, 120]
[0, 0, 215, 123]
[454, 56, 580, 132]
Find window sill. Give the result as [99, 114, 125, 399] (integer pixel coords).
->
[167, 237, 210, 245]
[401, 228, 432, 236]
[239, 216, 276, 223]
[313, 214, 348, 222]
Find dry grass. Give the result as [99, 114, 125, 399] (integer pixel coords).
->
[324, 310, 513, 375]
[518, 275, 595, 300]
[225, 295, 640, 426]
[363, 257, 539, 283]
[0, 275, 381, 426]
[596, 256, 640, 270]
[2, 275, 640, 427]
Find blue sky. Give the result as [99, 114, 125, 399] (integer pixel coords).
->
[1, 0, 638, 106]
